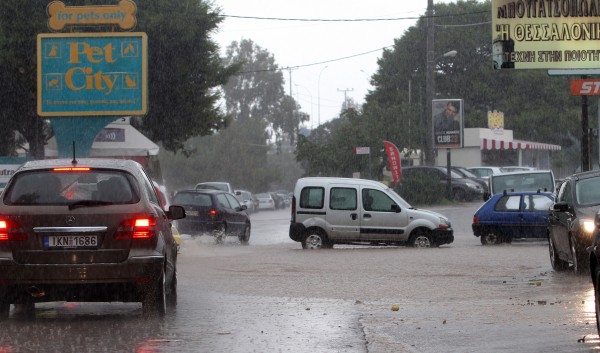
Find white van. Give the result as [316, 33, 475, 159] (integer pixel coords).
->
[289, 177, 454, 249]
[486, 170, 555, 200]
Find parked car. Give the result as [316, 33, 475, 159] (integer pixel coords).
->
[235, 190, 256, 213]
[172, 189, 250, 244]
[194, 181, 234, 194]
[452, 166, 489, 195]
[588, 211, 600, 336]
[472, 191, 554, 245]
[548, 170, 600, 273]
[289, 177, 453, 249]
[255, 193, 276, 210]
[403, 166, 483, 201]
[0, 158, 186, 319]
[500, 166, 537, 173]
[467, 166, 504, 179]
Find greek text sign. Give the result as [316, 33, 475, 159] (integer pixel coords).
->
[37, 32, 147, 116]
[493, 0, 600, 69]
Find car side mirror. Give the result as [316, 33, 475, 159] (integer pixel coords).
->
[391, 204, 401, 213]
[240, 205, 247, 211]
[553, 201, 569, 213]
[167, 205, 186, 220]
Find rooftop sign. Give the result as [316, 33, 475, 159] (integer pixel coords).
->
[492, 0, 600, 70]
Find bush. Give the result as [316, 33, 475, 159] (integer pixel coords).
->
[396, 174, 446, 205]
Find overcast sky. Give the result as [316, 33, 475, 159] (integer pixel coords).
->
[212, 1, 456, 127]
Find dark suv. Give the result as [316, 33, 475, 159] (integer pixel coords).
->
[0, 158, 186, 319]
[402, 166, 484, 201]
[548, 170, 600, 273]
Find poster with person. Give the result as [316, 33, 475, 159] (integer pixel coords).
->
[432, 99, 463, 149]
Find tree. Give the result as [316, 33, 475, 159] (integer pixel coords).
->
[134, 0, 237, 154]
[0, 0, 235, 157]
[222, 39, 285, 123]
[0, 1, 52, 158]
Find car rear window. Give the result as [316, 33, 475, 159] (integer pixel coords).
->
[4, 169, 140, 206]
[173, 192, 213, 207]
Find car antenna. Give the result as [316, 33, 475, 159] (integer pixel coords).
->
[71, 141, 78, 165]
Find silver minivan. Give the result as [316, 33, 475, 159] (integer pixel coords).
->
[289, 177, 454, 249]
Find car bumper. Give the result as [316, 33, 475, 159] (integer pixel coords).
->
[289, 223, 305, 242]
[0, 255, 164, 303]
[432, 228, 454, 246]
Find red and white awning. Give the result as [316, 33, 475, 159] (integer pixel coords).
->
[480, 138, 561, 151]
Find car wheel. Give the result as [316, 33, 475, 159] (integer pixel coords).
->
[143, 267, 166, 317]
[0, 299, 9, 320]
[480, 230, 500, 245]
[239, 223, 251, 245]
[570, 235, 587, 274]
[167, 267, 177, 308]
[410, 230, 432, 248]
[302, 229, 330, 249]
[452, 188, 466, 202]
[548, 236, 568, 271]
[213, 223, 226, 244]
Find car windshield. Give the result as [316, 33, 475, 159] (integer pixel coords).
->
[4, 169, 139, 206]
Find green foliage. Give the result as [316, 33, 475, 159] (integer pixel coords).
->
[397, 174, 446, 205]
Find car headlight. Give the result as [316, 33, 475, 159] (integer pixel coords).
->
[581, 219, 595, 234]
[439, 217, 451, 229]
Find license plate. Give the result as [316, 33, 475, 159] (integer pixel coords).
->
[186, 210, 199, 216]
[44, 235, 98, 249]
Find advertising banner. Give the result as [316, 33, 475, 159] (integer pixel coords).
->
[492, 0, 600, 69]
[383, 141, 401, 187]
[37, 32, 147, 116]
[433, 99, 463, 149]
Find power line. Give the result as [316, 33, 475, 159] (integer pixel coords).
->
[236, 46, 392, 75]
[220, 10, 488, 22]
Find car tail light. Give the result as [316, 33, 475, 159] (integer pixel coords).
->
[291, 196, 296, 222]
[208, 209, 219, 220]
[0, 218, 27, 241]
[114, 217, 156, 240]
[52, 167, 91, 172]
[473, 216, 479, 224]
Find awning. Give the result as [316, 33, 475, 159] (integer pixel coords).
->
[480, 138, 561, 151]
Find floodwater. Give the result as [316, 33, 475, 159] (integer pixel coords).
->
[1, 205, 599, 352]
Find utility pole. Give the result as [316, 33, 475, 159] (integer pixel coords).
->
[337, 88, 354, 104]
[287, 67, 297, 97]
[425, 0, 435, 166]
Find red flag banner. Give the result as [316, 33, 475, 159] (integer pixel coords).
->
[383, 141, 401, 187]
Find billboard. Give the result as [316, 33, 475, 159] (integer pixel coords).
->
[492, 0, 600, 69]
[37, 32, 147, 116]
[433, 99, 463, 149]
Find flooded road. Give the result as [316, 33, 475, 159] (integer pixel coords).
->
[1, 203, 599, 352]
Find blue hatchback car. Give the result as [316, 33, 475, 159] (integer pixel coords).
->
[472, 191, 554, 245]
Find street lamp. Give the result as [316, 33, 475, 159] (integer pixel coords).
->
[318, 66, 328, 127]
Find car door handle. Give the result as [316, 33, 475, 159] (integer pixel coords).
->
[351, 213, 357, 220]
[363, 213, 371, 219]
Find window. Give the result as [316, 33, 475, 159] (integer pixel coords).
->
[524, 194, 553, 212]
[494, 195, 521, 212]
[225, 193, 242, 209]
[299, 187, 324, 209]
[329, 187, 356, 210]
[362, 188, 395, 212]
[216, 193, 231, 209]
[576, 177, 600, 206]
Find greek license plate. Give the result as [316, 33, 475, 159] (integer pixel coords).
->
[186, 210, 198, 216]
[44, 235, 98, 249]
